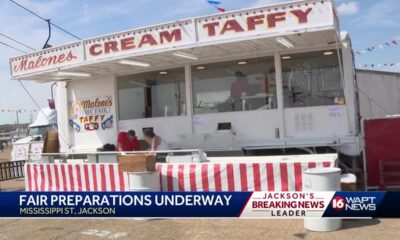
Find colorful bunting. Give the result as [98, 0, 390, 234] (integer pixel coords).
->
[358, 63, 400, 69]
[205, 0, 225, 12]
[355, 37, 400, 55]
[0, 108, 38, 113]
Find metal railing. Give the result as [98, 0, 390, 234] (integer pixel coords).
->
[0, 160, 26, 181]
[32, 149, 205, 163]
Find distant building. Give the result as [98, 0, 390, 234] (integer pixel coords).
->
[356, 69, 400, 119]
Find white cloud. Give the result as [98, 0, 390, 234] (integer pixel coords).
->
[337, 1, 360, 16]
[351, 0, 397, 29]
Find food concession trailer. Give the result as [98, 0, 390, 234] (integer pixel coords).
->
[9, 0, 359, 192]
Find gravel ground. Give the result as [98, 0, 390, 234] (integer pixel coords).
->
[0, 218, 398, 240]
[0, 145, 11, 162]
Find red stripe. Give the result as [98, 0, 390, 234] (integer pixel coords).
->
[156, 164, 162, 191]
[75, 165, 82, 191]
[280, 163, 289, 191]
[54, 165, 60, 191]
[201, 164, 209, 191]
[190, 164, 197, 191]
[83, 164, 90, 191]
[61, 165, 67, 191]
[68, 165, 75, 191]
[33, 165, 39, 191]
[294, 163, 303, 191]
[156, 164, 162, 172]
[214, 164, 222, 191]
[308, 162, 316, 168]
[108, 165, 116, 191]
[239, 164, 248, 191]
[323, 162, 331, 167]
[266, 163, 274, 191]
[178, 164, 185, 191]
[118, 167, 125, 191]
[100, 164, 107, 191]
[166, 165, 174, 191]
[252, 164, 261, 191]
[91, 164, 98, 191]
[39, 165, 45, 191]
[46, 165, 53, 191]
[26, 164, 32, 191]
[226, 164, 235, 191]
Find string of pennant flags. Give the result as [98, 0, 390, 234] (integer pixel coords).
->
[204, 0, 225, 12]
[354, 37, 400, 55]
[0, 108, 38, 113]
[358, 63, 400, 69]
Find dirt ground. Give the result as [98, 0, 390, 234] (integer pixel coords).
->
[0, 144, 11, 162]
[0, 218, 398, 240]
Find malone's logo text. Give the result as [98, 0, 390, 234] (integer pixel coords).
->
[13, 51, 78, 73]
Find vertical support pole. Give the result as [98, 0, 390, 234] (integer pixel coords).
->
[56, 81, 70, 153]
[16, 111, 20, 138]
[185, 64, 194, 133]
[274, 52, 285, 139]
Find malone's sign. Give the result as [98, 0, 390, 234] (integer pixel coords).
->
[10, 43, 83, 77]
[84, 22, 195, 60]
[10, 1, 334, 77]
[196, 1, 334, 41]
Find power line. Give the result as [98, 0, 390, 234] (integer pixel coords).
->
[0, 32, 36, 51]
[8, 0, 81, 40]
[0, 41, 27, 54]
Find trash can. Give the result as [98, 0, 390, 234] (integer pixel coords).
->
[118, 154, 160, 191]
[303, 167, 342, 232]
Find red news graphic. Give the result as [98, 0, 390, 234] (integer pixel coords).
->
[331, 196, 346, 212]
[241, 192, 335, 218]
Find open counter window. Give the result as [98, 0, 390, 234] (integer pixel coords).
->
[281, 50, 344, 108]
[117, 68, 186, 120]
[192, 56, 277, 114]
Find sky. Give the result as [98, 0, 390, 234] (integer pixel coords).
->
[1, 0, 400, 124]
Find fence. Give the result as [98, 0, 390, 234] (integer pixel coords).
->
[0, 161, 26, 181]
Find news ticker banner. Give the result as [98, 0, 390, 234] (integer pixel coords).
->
[0, 191, 398, 218]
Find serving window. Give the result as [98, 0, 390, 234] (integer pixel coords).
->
[117, 68, 186, 120]
[281, 50, 344, 108]
[191, 56, 277, 115]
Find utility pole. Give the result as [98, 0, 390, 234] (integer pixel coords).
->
[16, 111, 20, 139]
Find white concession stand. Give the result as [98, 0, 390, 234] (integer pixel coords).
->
[10, 0, 356, 192]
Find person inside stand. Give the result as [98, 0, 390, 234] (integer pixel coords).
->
[230, 71, 249, 111]
[143, 129, 170, 151]
[117, 130, 140, 151]
[42, 128, 60, 153]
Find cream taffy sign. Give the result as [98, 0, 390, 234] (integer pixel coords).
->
[70, 96, 114, 133]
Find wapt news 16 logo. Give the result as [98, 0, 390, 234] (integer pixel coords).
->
[323, 192, 387, 218]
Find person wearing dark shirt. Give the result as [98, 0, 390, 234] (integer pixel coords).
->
[117, 130, 140, 151]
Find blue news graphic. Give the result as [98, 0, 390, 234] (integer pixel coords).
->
[323, 192, 394, 218]
[1, 192, 400, 218]
[0, 192, 251, 218]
